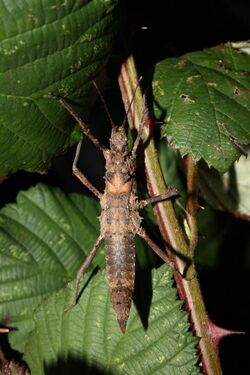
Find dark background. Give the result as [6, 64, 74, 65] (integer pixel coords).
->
[1, 1, 250, 374]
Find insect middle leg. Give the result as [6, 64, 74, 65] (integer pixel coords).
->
[139, 188, 178, 209]
[65, 235, 103, 312]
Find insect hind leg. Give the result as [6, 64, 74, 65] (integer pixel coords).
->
[138, 229, 192, 279]
[138, 229, 175, 269]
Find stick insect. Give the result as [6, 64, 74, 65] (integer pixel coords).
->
[51, 87, 177, 333]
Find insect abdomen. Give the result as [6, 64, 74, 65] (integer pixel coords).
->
[105, 232, 135, 333]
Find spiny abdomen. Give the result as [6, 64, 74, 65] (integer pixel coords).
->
[104, 232, 135, 333]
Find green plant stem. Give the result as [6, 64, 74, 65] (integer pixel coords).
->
[186, 155, 199, 252]
[118, 55, 223, 375]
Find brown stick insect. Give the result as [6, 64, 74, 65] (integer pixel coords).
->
[50, 85, 177, 333]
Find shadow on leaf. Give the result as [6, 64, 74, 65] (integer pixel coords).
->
[45, 356, 114, 375]
[133, 268, 152, 330]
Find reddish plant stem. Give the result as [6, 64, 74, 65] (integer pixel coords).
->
[118, 55, 223, 375]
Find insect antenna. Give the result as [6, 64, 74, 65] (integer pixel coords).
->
[92, 80, 116, 129]
[121, 76, 142, 129]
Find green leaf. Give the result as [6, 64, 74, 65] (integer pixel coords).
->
[0, 183, 104, 352]
[0, 182, 168, 355]
[198, 156, 250, 219]
[24, 265, 200, 375]
[153, 43, 250, 173]
[0, 0, 119, 178]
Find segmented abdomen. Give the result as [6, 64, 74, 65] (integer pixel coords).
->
[104, 232, 135, 333]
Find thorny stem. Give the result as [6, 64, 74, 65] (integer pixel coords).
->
[118, 55, 223, 375]
[185, 155, 199, 253]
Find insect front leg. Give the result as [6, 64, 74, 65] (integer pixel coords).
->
[51, 93, 108, 153]
[65, 235, 103, 312]
[139, 188, 178, 209]
[73, 140, 103, 200]
[131, 107, 149, 159]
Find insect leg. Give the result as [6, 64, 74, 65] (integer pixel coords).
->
[73, 140, 103, 199]
[50, 93, 107, 153]
[65, 235, 103, 312]
[131, 107, 148, 158]
[139, 188, 178, 209]
[137, 229, 175, 269]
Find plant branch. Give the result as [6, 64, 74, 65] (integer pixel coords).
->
[185, 155, 199, 253]
[118, 55, 223, 375]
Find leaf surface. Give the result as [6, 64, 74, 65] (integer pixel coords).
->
[24, 265, 201, 375]
[0, 183, 165, 354]
[153, 44, 250, 172]
[0, 0, 119, 177]
[0, 183, 103, 351]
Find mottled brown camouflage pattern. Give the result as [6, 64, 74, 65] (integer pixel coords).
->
[100, 127, 142, 332]
[53, 93, 176, 334]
